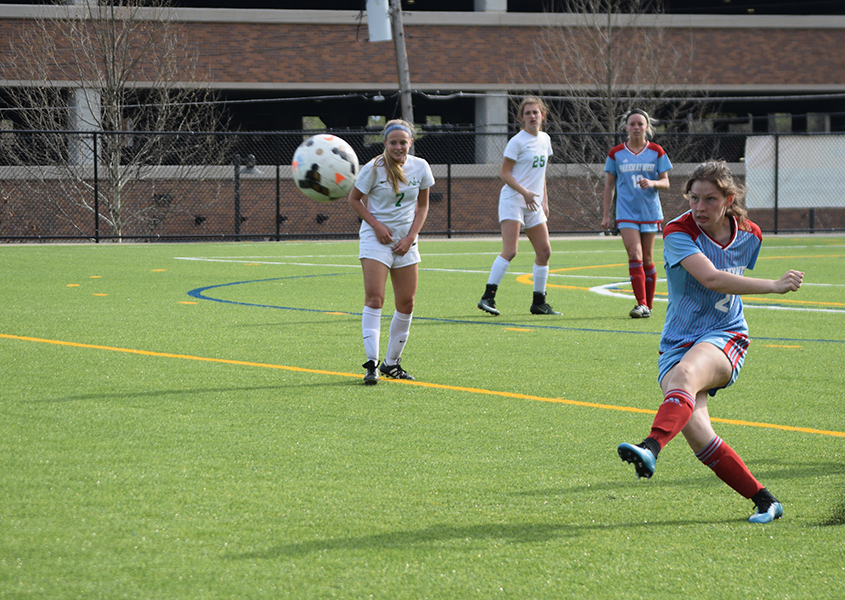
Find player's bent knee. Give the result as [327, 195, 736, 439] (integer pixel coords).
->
[661, 361, 696, 393]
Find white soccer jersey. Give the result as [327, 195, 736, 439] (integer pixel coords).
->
[355, 154, 434, 241]
[499, 130, 552, 207]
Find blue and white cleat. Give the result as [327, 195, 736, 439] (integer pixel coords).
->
[748, 501, 783, 524]
[618, 443, 656, 479]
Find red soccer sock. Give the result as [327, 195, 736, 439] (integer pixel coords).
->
[695, 436, 764, 499]
[629, 261, 647, 307]
[644, 263, 657, 309]
[648, 389, 695, 449]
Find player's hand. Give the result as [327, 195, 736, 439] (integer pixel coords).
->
[392, 237, 412, 256]
[774, 270, 804, 293]
[638, 178, 654, 190]
[374, 222, 394, 245]
[523, 191, 540, 211]
[601, 216, 611, 230]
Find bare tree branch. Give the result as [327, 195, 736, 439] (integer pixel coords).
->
[4, 0, 231, 240]
[516, 0, 711, 230]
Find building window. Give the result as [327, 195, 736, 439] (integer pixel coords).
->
[728, 114, 753, 134]
[768, 113, 792, 133]
[807, 113, 830, 133]
[302, 116, 327, 132]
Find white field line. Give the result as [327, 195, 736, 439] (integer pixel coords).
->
[176, 256, 844, 312]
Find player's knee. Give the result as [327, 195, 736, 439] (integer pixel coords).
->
[661, 362, 696, 393]
[365, 295, 385, 310]
[395, 298, 414, 314]
[535, 247, 551, 263]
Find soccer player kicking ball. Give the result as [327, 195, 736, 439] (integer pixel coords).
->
[617, 160, 804, 524]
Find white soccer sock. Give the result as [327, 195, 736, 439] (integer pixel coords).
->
[384, 310, 413, 366]
[487, 256, 511, 286]
[533, 263, 549, 293]
[361, 306, 381, 363]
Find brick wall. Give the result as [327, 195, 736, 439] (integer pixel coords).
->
[2, 17, 844, 89]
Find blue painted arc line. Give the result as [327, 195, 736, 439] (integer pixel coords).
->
[186, 275, 845, 345]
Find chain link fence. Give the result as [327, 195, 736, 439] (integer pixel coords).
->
[2, 129, 843, 242]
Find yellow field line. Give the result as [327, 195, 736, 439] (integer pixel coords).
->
[740, 296, 845, 308]
[516, 273, 591, 291]
[3, 333, 843, 438]
[549, 263, 628, 272]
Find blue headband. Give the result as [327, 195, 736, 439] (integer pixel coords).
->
[383, 123, 413, 139]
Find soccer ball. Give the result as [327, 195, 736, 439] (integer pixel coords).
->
[292, 134, 359, 202]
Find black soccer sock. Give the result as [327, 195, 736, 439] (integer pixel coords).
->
[752, 487, 779, 509]
[640, 437, 661, 459]
[483, 283, 498, 299]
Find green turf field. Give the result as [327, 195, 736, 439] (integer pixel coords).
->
[2, 235, 843, 599]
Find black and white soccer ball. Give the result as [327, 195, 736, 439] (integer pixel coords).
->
[292, 134, 359, 202]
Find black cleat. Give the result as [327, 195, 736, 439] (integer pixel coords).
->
[478, 296, 500, 316]
[530, 291, 560, 315]
[363, 360, 379, 385]
[379, 361, 415, 380]
[530, 302, 560, 315]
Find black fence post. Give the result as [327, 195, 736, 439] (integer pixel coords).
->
[234, 153, 241, 236]
[446, 130, 452, 239]
[93, 131, 99, 243]
[773, 133, 779, 234]
[275, 133, 281, 242]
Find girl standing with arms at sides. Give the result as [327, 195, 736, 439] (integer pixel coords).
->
[617, 161, 804, 524]
[602, 108, 672, 319]
[348, 119, 434, 385]
[477, 96, 559, 316]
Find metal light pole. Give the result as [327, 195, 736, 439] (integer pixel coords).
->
[389, 0, 414, 125]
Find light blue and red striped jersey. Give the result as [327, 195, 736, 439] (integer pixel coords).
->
[659, 211, 763, 353]
[605, 141, 672, 225]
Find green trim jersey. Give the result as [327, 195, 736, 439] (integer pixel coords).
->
[499, 130, 552, 207]
[355, 155, 434, 241]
